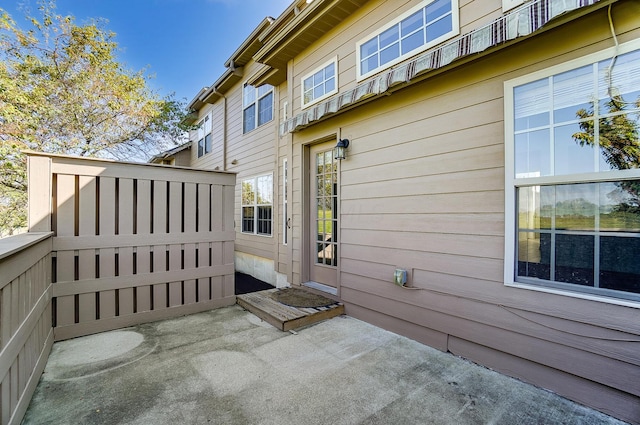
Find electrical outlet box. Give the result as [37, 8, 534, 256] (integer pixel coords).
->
[394, 269, 407, 286]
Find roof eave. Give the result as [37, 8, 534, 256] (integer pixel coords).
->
[223, 17, 274, 68]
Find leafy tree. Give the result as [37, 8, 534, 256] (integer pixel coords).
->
[573, 94, 640, 211]
[0, 2, 190, 235]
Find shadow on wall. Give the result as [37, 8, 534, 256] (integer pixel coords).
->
[235, 272, 274, 295]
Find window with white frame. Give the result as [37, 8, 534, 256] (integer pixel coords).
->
[302, 58, 338, 108]
[243, 83, 274, 133]
[242, 174, 273, 236]
[502, 0, 524, 12]
[504, 40, 640, 303]
[283, 159, 288, 245]
[196, 114, 212, 158]
[356, 0, 459, 80]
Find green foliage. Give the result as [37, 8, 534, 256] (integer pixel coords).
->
[573, 94, 640, 213]
[0, 1, 190, 235]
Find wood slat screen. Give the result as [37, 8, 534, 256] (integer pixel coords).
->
[0, 233, 53, 425]
[27, 152, 236, 341]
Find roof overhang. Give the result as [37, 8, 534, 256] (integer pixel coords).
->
[186, 87, 209, 111]
[254, 0, 370, 71]
[246, 64, 287, 87]
[148, 142, 193, 164]
[224, 17, 274, 68]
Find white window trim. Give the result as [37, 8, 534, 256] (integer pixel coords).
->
[502, 0, 525, 13]
[300, 57, 339, 109]
[356, 0, 459, 81]
[503, 38, 640, 307]
[196, 112, 212, 158]
[242, 83, 274, 134]
[241, 173, 274, 237]
[282, 159, 288, 245]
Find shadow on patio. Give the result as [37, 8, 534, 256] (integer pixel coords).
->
[22, 304, 626, 425]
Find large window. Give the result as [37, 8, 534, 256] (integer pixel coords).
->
[301, 58, 337, 108]
[505, 40, 640, 303]
[356, 0, 458, 79]
[196, 114, 212, 158]
[242, 174, 273, 236]
[243, 84, 274, 133]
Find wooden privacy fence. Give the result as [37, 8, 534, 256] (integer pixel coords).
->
[27, 152, 237, 341]
[0, 233, 53, 425]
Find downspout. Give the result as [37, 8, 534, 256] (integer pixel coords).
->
[222, 93, 228, 171]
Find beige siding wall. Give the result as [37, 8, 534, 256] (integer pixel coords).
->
[191, 101, 225, 171]
[289, 0, 503, 116]
[287, 1, 640, 422]
[277, 81, 290, 276]
[173, 149, 192, 167]
[188, 60, 284, 283]
[229, 61, 279, 264]
[0, 233, 53, 425]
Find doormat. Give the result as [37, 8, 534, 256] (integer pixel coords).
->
[271, 288, 336, 308]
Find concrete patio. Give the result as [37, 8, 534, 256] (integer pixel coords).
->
[23, 304, 627, 425]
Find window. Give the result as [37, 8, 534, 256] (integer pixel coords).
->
[243, 84, 274, 133]
[283, 159, 288, 245]
[356, 0, 459, 80]
[196, 114, 212, 158]
[242, 174, 273, 236]
[505, 40, 640, 303]
[301, 58, 338, 108]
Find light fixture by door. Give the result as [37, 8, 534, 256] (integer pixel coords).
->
[333, 139, 349, 160]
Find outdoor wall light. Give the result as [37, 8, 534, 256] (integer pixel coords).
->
[334, 139, 350, 161]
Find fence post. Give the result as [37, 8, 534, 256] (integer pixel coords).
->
[27, 154, 52, 232]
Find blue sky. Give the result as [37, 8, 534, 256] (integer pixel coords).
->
[3, 0, 292, 104]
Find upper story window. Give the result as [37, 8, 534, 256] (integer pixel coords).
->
[504, 40, 640, 304]
[243, 83, 274, 134]
[356, 0, 459, 80]
[196, 114, 212, 158]
[301, 58, 338, 108]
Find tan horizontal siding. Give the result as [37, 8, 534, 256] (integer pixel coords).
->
[340, 283, 639, 396]
[342, 166, 503, 200]
[339, 249, 504, 283]
[342, 228, 503, 259]
[342, 272, 640, 356]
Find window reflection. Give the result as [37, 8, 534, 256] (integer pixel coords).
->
[599, 182, 640, 233]
[517, 181, 640, 294]
[600, 237, 640, 293]
[512, 47, 640, 300]
[515, 130, 550, 177]
[555, 123, 596, 175]
[554, 184, 597, 231]
[518, 232, 551, 281]
[555, 234, 594, 286]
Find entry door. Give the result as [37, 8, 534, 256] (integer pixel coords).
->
[309, 143, 339, 287]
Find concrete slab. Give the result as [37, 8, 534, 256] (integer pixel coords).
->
[23, 305, 628, 425]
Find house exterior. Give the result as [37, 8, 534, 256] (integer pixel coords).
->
[184, 0, 640, 422]
[148, 141, 192, 166]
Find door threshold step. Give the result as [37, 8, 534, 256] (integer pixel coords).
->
[302, 281, 338, 296]
[237, 288, 345, 332]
